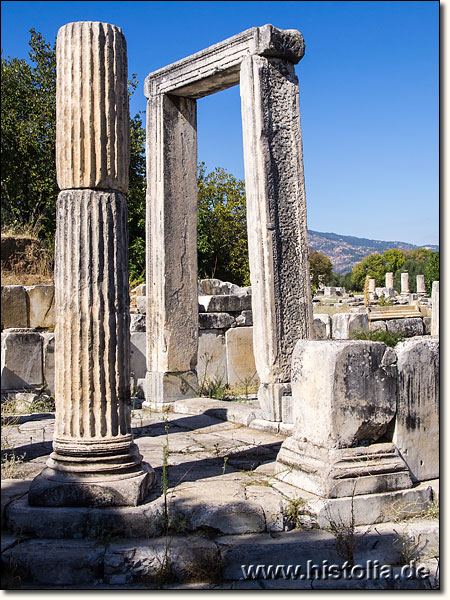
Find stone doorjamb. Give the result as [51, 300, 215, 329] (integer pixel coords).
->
[144, 24, 313, 418]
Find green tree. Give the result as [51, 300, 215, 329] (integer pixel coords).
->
[310, 250, 332, 289]
[351, 253, 386, 290]
[127, 112, 146, 282]
[197, 163, 249, 286]
[424, 251, 439, 294]
[382, 248, 406, 273]
[1, 30, 58, 243]
[1, 30, 148, 279]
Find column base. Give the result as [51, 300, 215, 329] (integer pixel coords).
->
[147, 370, 198, 404]
[28, 439, 154, 507]
[258, 382, 291, 421]
[275, 437, 413, 499]
[28, 464, 153, 507]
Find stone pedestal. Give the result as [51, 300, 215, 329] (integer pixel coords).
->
[29, 22, 153, 507]
[368, 278, 376, 293]
[240, 54, 313, 421]
[400, 272, 410, 294]
[275, 340, 412, 498]
[416, 274, 426, 295]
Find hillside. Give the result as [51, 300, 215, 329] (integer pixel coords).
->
[308, 230, 439, 274]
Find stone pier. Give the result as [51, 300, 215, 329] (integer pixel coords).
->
[400, 272, 410, 294]
[431, 281, 439, 336]
[417, 274, 426, 295]
[29, 21, 153, 507]
[144, 25, 313, 414]
[368, 278, 376, 294]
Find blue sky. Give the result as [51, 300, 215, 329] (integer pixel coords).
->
[1, 1, 439, 246]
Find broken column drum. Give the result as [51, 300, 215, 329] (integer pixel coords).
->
[28, 21, 153, 507]
[145, 25, 313, 415]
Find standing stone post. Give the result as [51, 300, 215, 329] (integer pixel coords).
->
[417, 274, 426, 295]
[29, 22, 153, 507]
[385, 272, 394, 290]
[431, 281, 439, 336]
[240, 45, 313, 420]
[400, 272, 410, 295]
[146, 94, 199, 403]
[368, 278, 376, 294]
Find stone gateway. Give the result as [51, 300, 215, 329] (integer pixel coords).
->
[144, 25, 313, 419]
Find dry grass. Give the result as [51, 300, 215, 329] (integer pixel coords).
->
[1, 229, 54, 285]
[313, 305, 351, 316]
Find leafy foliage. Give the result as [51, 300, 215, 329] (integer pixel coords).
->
[350, 329, 404, 348]
[197, 163, 250, 286]
[310, 250, 333, 289]
[351, 253, 386, 290]
[1, 30, 58, 246]
[424, 251, 439, 294]
[381, 248, 406, 273]
[1, 30, 148, 279]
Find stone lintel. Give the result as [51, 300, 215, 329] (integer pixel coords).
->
[144, 24, 305, 99]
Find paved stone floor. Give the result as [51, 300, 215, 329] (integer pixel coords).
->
[1, 399, 440, 589]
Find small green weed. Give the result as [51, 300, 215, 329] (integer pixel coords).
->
[350, 329, 404, 348]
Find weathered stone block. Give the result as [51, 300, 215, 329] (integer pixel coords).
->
[1, 286, 28, 329]
[393, 338, 439, 482]
[198, 278, 244, 296]
[42, 332, 55, 395]
[130, 332, 147, 381]
[423, 316, 431, 335]
[275, 340, 410, 497]
[130, 313, 146, 332]
[135, 295, 147, 314]
[132, 284, 146, 296]
[225, 326, 258, 387]
[25, 285, 55, 329]
[386, 318, 424, 337]
[290, 340, 397, 447]
[197, 329, 227, 383]
[371, 320, 387, 332]
[331, 312, 369, 339]
[2, 539, 104, 585]
[313, 314, 331, 339]
[198, 294, 252, 313]
[1, 330, 43, 389]
[198, 312, 235, 330]
[236, 310, 253, 327]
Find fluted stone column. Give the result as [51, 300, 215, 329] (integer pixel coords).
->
[400, 272, 410, 295]
[240, 48, 313, 421]
[29, 21, 153, 507]
[417, 274, 426, 295]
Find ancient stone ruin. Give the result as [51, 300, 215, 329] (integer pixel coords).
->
[144, 24, 313, 421]
[28, 21, 153, 507]
[0, 20, 439, 589]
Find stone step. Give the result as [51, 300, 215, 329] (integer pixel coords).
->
[1, 523, 438, 588]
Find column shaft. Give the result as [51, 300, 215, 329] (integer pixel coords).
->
[240, 54, 313, 420]
[146, 93, 199, 403]
[29, 21, 152, 507]
[56, 22, 129, 192]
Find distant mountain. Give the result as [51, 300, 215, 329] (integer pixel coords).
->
[308, 230, 439, 274]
